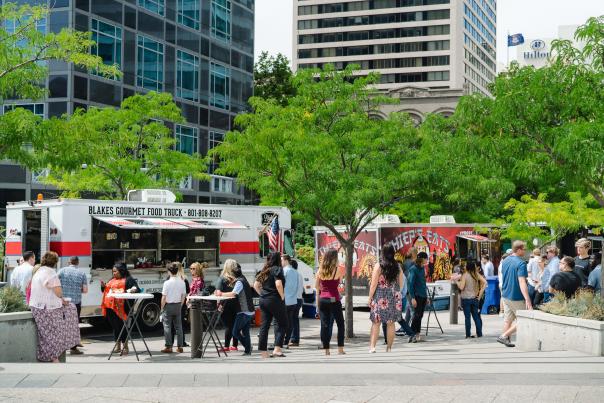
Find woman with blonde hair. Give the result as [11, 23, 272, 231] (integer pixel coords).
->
[315, 249, 345, 355]
[189, 262, 208, 297]
[217, 259, 240, 352]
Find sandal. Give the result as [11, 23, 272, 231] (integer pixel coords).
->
[270, 353, 286, 358]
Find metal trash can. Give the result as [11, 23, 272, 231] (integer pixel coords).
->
[481, 276, 501, 315]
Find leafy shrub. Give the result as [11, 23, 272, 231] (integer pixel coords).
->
[0, 286, 28, 313]
[295, 245, 315, 267]
[540, 290, 604, 321]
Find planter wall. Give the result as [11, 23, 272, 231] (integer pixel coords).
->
[0, 311, 38, 362]
[517, 310, 604, 356]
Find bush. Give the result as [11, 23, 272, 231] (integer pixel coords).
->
[540, 290, 604, 321]
[295, 245, 315, 267]
[0, 286, 28, 313]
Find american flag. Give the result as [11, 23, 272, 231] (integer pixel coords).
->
[267, 216, 281, 252]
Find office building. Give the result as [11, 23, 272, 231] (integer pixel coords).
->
[293, 0, 497, 121]
[0, 0, 255, 224]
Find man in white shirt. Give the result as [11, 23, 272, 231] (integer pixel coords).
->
[161, 263, 186, 354]
[481, 255, 495, 277]
[10, 251, 35, 298]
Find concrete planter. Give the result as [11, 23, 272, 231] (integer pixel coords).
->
[517, 310, 604, 356]
[0, 311, 39, 362]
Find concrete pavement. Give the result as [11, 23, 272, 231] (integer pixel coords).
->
[1, 311, 603, 402]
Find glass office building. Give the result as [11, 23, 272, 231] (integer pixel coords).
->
[0, 0, 255, 223]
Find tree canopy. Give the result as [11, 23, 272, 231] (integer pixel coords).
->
[418, 17, 604, 237]
[0, 2, 119, 164]
[40, 92, 207, 199]
[214, 65, 420, 337]
[253, 51, 296, 106]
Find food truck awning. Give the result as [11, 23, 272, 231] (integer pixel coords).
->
[94, 216, 246, 230]
[457, 234, 496, 243]
[166, 218, 248, 229]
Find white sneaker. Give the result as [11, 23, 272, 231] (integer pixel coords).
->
[369, 348, 376, 353]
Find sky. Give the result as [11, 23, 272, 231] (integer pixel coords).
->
[254, 0, 604, 64]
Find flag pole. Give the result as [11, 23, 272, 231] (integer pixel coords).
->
[507, 30, 510, 67]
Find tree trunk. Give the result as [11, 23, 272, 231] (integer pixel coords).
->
[344, 242, 355, 339]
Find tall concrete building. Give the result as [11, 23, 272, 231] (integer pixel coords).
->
[0, 0, 255, 224]
[293, 0, 497, 121]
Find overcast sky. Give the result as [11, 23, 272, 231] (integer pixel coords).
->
[254, 0, 604, 64]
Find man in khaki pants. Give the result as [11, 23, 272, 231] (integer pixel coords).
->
[497, 241, 533, 347]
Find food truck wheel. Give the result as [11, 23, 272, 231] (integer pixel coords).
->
[138, 298, 162, 331]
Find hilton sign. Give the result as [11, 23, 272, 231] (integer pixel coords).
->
[523, 39, 550, 60]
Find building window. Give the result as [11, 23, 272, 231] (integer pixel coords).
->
[211, 0, 231, 42]
[210, 62, 230, 110]
[175, 124, 198, 155]
[178, 0, 200, 30]
[3, 103, 45, 117]
[212, 175, 234, 193]
[91, 19, 122, 80]
[208, 131, 224, 172]
[177, 50, 199, 102]
[138, 0, 165, 16]
[137, 35, 164, 91]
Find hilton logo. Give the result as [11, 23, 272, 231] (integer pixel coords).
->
[524, 39, 549, 60]
[530, 40, 546, 51]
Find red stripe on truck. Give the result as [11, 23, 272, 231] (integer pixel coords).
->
[5, 242, 22, 255]
[49, 242, 91, 256]
[220, 241, 259, 254]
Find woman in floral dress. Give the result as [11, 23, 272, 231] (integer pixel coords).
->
[368, 244, 403, 353]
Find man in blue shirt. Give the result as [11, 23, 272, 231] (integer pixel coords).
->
[58, 256, 88, 355]
[281, 254, 300, 347]
[588, 252, 602, 295]
[497, 241, 532, 347]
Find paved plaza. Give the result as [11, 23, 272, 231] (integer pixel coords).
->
[1, 311, 604, 402]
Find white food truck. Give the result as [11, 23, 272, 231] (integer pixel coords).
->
[3, 196, 315, 330]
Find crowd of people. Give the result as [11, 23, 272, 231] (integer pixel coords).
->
[496, 239, 602, 348]
[7, 236, 602, 361]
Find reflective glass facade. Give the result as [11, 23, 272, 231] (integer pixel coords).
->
[0, 0, 255, 216]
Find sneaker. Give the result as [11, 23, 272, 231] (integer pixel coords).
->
[70, 348, 83, 355]
[161, 347, 173, 354]
[496, 336, 515, 347]
[183, 342, 190, 347]
[369, 348, 376, 353]
[288, 342, 299, 347]
[395, 330, 407, 336]
[408, 335, 417, 343]
[241, 351, 252, 356]
[229, 346, 239, 352]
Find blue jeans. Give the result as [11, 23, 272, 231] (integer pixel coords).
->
[543, 292, 554, 303]
[461, 298, 482, 338]
[527, 284, 536, 302]
[232, 313, 252, 354]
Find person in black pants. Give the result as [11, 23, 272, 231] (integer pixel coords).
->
[408, 252, 429, 341]
[315, 249, 345, 355]
[254, 252, 287, 359]
[216, 260, 240, 352]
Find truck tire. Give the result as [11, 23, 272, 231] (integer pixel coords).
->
[138, 298, 162, 332]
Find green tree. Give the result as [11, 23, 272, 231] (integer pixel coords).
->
[0, 2, 119, 163]
[40, 92, 207, 199]
[253, 51, 296, 106]
[420, 18, 604, 226]
[214, 65, 420, 337]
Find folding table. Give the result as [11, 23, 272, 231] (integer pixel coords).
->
[107, 292, 154, 361]
[188, 295, 235, 358]
[424, 283, 444, 336]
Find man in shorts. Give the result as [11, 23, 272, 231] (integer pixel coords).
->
[497, 240, 533, 347]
